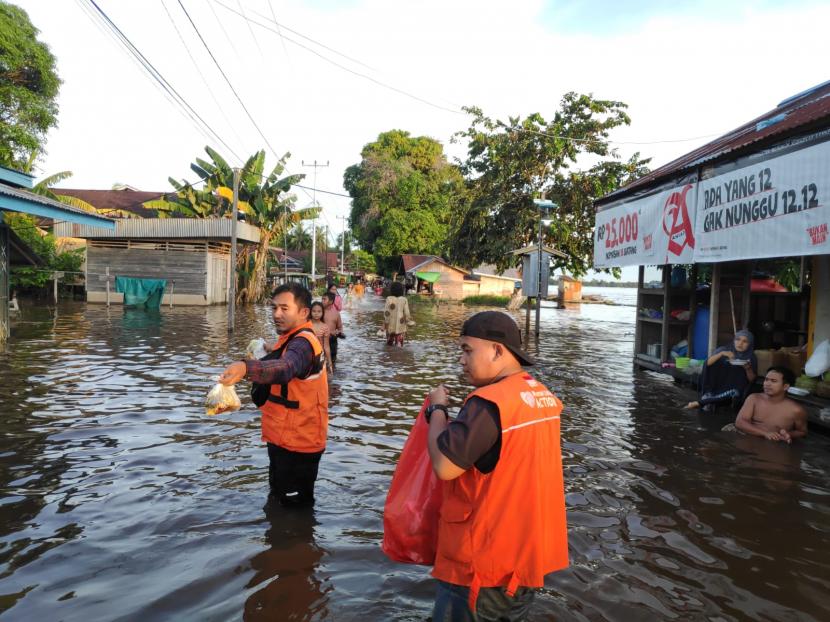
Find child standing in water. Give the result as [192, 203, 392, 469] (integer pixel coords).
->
[383, 281, 411, 346]
[310, 301, 334, 373]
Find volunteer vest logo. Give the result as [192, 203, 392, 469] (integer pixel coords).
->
[520, 391, 537, 408]
[663, 184, 695, 257]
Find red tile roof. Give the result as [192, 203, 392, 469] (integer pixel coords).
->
[55, 188, 172, 218]
[598, 80, 830, 206]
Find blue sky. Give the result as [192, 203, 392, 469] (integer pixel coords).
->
[542, 0, 818, 34]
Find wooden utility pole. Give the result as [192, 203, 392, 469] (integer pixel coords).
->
[228, 167, 240, 333]
[302, 159, 329, 285]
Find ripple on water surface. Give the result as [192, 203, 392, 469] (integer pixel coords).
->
[0, 294, 828, 621]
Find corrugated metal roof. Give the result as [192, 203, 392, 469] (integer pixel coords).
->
[54, 218, 261, 243]
[0, 183, 115, 226]
[598, 80, 830, 206]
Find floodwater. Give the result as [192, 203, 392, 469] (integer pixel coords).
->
[1, 289, 828, 621]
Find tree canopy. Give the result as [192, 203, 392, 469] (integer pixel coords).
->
[343, 130, 466, 269]
[0, 2, 60, 169]
[448, 93, 650, 277]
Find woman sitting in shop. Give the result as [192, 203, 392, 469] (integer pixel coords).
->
[684, 329, 757, 411]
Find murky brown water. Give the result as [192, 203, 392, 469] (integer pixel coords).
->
[1, 292, 828, 621]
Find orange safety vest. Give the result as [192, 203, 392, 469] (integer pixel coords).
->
[257, 322, 329, 453]
[432, 371, 568, 611]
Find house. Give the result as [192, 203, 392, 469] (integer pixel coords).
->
[0, 166, 114, 343]
[593, 79, 830, 425]
[399, 254, 521, 299]
[53, 187, 262, 305]
[401, 254, 469, 299]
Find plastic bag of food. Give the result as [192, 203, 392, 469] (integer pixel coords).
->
[205, 382, 242, 416]
[245, 338, 268, 360]
[381, 398, 442, 565]
[805, 339, 830, 377]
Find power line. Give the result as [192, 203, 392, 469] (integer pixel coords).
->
[81, 0, 244, 163]
[246, 2, 376, 71]
[212, 0, 464, 115]
[236, 0, 265, 61]
[176, 0, 281, 158]
[158, 0, 247, 153]
[75, 0, 220, 152]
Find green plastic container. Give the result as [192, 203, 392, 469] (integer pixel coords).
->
[675, 357, 690, 369]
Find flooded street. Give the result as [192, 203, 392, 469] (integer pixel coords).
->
[1, 289, 829, 621]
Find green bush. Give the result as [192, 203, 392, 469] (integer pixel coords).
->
[461, 295, 510, 307]
[6, 213, 83, 290]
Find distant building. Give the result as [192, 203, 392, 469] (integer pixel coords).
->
[400, 254, 520, 299]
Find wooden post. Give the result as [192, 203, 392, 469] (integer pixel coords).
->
[170, 280, 174, 308]
[742, 261, 752, 329]
[105, 266, 110, 307]
[687, 264, 698, 350]
[228, 168, 239, 333]
[708, 263, 721, 355]
[634, 266, 644, 356]
[660, 265, 670, 362]
[53, 273, 58, 304]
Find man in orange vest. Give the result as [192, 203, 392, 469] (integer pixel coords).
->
[425, 310, 568, 620]
[219, 283, 328, 507]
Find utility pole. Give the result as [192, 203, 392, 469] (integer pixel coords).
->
[302, 159, 329, 285]
[337, 215, 347, 273]
[228, 167, 240, 333]
[283, 202, 289, 280]
[533, 199, 557, 340]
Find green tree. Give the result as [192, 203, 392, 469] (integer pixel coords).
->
[448, 93, 650, 277]
[286, 222, 311, 250]
[0, 2, 60, 169]
[348, 249, 375, 273]
[344, 130, 466, 270]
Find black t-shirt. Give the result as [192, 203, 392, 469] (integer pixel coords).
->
[436, 396, 501, 474]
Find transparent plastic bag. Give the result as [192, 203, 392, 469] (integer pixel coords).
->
[245, 338, 268, 360]
[205, 382, 242, 416]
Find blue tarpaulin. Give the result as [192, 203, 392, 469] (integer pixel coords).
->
[115, 276, 167, 309]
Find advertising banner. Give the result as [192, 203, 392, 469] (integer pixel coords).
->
[593, 183, 697, 268]
[694, 140, 830, 261]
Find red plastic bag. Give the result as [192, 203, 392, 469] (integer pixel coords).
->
[381, 398, 443, 565]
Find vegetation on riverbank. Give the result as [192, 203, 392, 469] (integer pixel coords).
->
[461, 295, 510, 307]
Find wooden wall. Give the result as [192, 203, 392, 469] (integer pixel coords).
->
[87, 242, 207, 295]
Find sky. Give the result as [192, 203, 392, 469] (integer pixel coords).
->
[15, 0, 830, 280]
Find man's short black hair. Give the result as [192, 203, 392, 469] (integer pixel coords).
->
[271, 282, 312, 310]
[323, 291, 336, 303]
[390, 281, 404, 296]
[766, 365, 795, 387]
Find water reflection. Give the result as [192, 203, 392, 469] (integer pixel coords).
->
[0, 294, 827, 621]
[244, 506, 329, 621]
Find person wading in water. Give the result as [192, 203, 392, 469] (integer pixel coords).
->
[424, 311, 569, 621]
[219, 283, 328, 507]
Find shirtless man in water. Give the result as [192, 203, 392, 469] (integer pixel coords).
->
[733, 366, 807, 443]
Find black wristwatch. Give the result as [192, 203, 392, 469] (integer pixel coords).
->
[425, 403, 448, 423]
